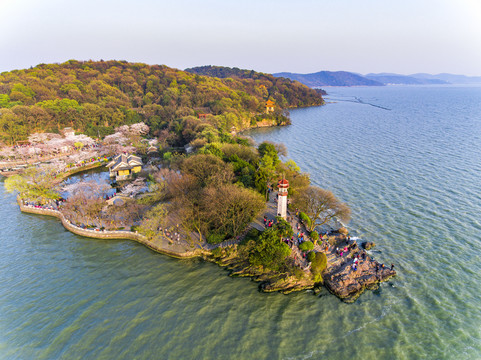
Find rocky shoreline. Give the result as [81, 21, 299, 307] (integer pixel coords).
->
[18, 201, 395, 302]
[321, 237, 396, 302]
[204, 230, 396, 302]
[12, 158, 396, 303]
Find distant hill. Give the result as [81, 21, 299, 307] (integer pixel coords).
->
[272, 70, 481, 87]
[185, 65, 263, 80]
[409, 73, 481, 84]
[273, 71, 383, 87]
[365, 73, 448, 85]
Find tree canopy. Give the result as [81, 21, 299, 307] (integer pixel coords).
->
[248, 228, 292, 271]
[0, 60, 324, 145]
[5, 166, 60, 202]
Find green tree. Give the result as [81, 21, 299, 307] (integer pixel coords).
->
[285, 159, 300, 172]
[0, 110, 27, 144]
[249, 229, 291, 271]
[310, 252, 327, 282]
[258, 141, 279, 165]
[255, 153, 278, 200]
[5, 166, 60, 202]
[273, 217, 294, 238]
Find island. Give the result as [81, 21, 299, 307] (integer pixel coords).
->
[0, 61, 395, 303]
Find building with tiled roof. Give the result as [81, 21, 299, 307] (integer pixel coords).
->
[266, 99, 275, 113]
[106, 154, 143, 180]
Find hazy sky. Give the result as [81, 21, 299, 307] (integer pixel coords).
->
[1, 0, 481, 75]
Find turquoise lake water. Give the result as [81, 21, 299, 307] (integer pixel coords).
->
[1, 85, 481, 359]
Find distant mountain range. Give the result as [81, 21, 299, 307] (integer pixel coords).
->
[273, 71, 481, 87]
[365, 73, 448, 85]
[273, 71, 383, 87]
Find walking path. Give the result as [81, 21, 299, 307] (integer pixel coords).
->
[217, 191, 312, 270]
[18, 201, 204, 259]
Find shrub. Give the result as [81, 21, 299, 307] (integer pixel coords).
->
[307, 251, 316, 262]
[207, 232, 226, 244]
[274, 217, 294, 237]
[311, 252, 327, 275]
[292, 267, 305, 279]
[211, 247, 223, 257]
[299, 212, 311, 228]
[310, 231, 319, 241]
[163, 152, 172, 161]
[299, 240, 314, 251]
[244, 228, 260, 242]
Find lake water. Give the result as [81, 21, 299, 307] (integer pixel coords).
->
[1, 85, 481, 359]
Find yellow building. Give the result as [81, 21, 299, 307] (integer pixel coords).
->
[106, 154, 143, 180]
[266, 99, 275, 114]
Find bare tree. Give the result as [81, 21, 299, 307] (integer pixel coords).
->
[292, 186, 351, 231]
[61, 180, 112, 227]
[202, 184, 265, 237]
[181, 154, 234, 188]
[62, 193, 104, 227]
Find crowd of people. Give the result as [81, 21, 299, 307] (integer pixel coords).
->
[21, 198, 65, 211]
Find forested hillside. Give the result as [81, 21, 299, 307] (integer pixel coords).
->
[186, 65, 323, 107]
[0, 60, 324, 145]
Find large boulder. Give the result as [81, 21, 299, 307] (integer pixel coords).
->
[362, 241, 375, 250]
[338, 227, 349, 235]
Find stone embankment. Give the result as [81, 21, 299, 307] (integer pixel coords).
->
[18, 202, 205, 259]
[18, 195, 396, 302]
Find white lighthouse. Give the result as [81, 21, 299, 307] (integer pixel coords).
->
[277, 178, 289, 219]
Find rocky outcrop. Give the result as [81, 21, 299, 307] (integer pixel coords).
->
[362, 241, 376, 250]
[207, 230, 396, 301]
[322, 248, 395, 303]
[205, 247, 315, 294]
[338, 227, 349, 235]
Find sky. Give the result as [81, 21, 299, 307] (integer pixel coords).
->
[1, 0, 481, 75]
